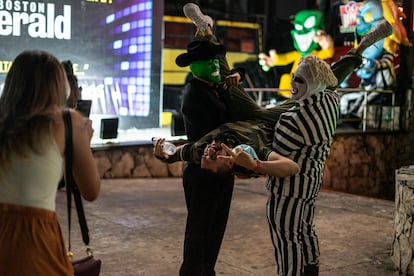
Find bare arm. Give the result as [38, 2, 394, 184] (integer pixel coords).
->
[70, 110, 100, 201]
[219, 143, 299, 178]
[263, 151, 300, 177]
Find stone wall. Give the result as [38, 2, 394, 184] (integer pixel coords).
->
[391, 166, 414, 275]
[324, 132, 408, 200]
[93, 145, 184, 179]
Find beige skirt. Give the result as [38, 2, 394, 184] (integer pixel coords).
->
[0, 203, 73, 275]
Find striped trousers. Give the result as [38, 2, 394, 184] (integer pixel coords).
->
[266, 191, 319, 276]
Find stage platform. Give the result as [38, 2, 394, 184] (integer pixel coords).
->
[90, 126, 186, 149]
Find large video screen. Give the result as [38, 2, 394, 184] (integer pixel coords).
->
[0, 0, 163, 129]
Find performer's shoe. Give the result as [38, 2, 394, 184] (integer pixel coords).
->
[304, 264, 319, 276]
[183, 3, 214, 35]
[356, 20, 393, 54]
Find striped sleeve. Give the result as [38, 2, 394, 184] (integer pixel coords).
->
[273, 110, 303, 156]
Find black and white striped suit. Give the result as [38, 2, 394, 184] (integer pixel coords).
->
[266, 90, 340, 275]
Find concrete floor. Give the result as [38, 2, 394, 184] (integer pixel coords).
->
[56, 177, 398, 276]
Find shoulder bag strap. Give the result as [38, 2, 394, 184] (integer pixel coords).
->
[63, 110, 90, 250]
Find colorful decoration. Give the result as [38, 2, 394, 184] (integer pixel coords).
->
[340, 0, 412, 118]
[259, 10, 334, 98]
[381, 0, 413, 54]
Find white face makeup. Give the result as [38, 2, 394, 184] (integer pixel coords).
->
[290, 73, 308, 100]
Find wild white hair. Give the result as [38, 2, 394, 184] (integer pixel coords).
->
[298, 55, 338, 88]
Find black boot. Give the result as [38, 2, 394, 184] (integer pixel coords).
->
[304, 264, 319, 276]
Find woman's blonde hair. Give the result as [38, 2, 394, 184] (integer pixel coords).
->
[0, 50, 68, 167]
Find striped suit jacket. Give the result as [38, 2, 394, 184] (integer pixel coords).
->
[267, 90, 340, 199]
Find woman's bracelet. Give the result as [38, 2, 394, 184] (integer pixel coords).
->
[254, 160, 261, 173]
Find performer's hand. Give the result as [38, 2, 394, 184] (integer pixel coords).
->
[225, 72, 241, 87]
[219, 143, 257, 171]
[153, 137, 170, 161]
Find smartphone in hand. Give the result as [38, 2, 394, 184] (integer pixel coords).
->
[76, 99, 92, 117]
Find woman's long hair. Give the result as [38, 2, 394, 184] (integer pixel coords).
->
[0, 50, 68, 168]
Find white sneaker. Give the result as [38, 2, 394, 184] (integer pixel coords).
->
[356, 20, 393, 54]
[183, 3, 214, 33]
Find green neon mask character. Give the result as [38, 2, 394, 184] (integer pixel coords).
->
[190, 59, 221, 83]
[291, 10, 324, 56]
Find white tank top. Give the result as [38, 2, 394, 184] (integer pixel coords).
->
[0, 135, 63, 211]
